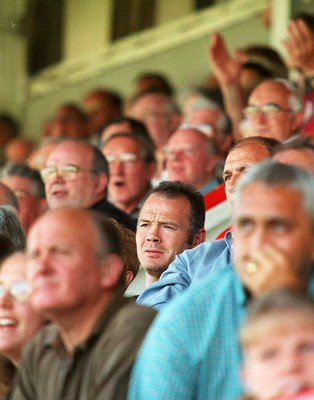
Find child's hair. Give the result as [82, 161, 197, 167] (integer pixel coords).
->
[240, 289, 314, 348]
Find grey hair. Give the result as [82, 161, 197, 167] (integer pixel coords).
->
[272, 78, 304, 112]
[233, 160, 314, 228]
[0, 205, 25, 250]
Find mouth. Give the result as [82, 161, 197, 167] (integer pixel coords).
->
[112, 180, 125, 188]
[0, 318, 16, 327]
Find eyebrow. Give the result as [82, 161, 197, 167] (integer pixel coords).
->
[138, 218, 180, 228]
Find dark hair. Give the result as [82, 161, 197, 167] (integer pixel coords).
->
[135, 72, 174, 96]
[102, 132, 156, 164]
[101, 116, 152, 142]
[88, 212, 126, 289]
[228, 136, 280, 156]
[150, 181, 205, 244]
[0, 205, 25, 250]
[90, 145, 110, 177]
[0, 183, 19, 210]
[0, 162, 45, 198]
[0, 114, 20, 138]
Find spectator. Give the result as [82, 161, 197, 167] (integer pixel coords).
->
[136, 136, 278, 309]
[40, 139, 136, 231]
[128, 88, 181, 149]
[166, 125, 219, 194]
[48, 103, 89, 140]
[242, 79, 304, 141]
[129, 161, 314, 400]
[240, 290, 314, 400]
[83, 89, 122, 141]
[102, 132, 156, 221]
[0, 163, 46, 233]
[12, 208, 156, 399]
[136, 181, 206, 287]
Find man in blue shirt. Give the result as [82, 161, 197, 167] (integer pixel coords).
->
[128, 161, 314, 400]
[137, 136, 279, 309]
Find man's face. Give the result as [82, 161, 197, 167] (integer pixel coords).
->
[166, 129, 216, 190]
[27, 210, 104, 316]
[44, 142, 104, 209]
[130, 94, 174, 148]
[102, 136, 155, 212]
[233, 183, 314, 283]
[1, 176, 45, 233]
[136, 193, 191, 278]
[274, 149, 314, 174]
[223, 143, 270, 204]
[246, 82, 301, 141]
[0, 253, 44, 364]
[242, 316, 314, 399]
[83, 93, 116, 135]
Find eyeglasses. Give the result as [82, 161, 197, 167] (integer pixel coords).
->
[243, 103, 292, 119]
[0, 280, 30, 302]
[105, 153, 140, 167]
[40, 164, 97, 183]
[13, 190, 30, 199]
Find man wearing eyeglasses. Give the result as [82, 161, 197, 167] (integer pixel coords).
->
[40, 139, 136, 231]
[242, 78, 304, 141]
[102, 132, 156, 221]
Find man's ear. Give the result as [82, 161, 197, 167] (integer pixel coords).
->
[99, 254, 124, 289]
[124, 270, 134, 289]
[95, 172, 108, 197]
[191, 228, 206, 248]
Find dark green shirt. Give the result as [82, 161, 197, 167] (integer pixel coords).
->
[12, 296, 156, 400]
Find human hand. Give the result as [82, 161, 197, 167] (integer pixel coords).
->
[236, 244, 305, 297]
[208, 32, 243, 86]
[283, 19, 314, 75]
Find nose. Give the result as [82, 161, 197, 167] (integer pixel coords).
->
[279, 350, 302, 376]
[110, 160, 124, 174]
[146, 226, 161, 243]
[0, 290, 13, 308]
[225, 173, 239, 201]
[255, 109, 267, 123]
[248, 227, 268, 251]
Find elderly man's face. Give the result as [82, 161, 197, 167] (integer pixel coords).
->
[27, 209, 104, 315]
[130, 94, 174, 149]
[245, 82, 302, 141]
[233, 182, 314, 284]
[102, 136, 155, 213]
[166, 129, 217, 191]
[136, 193, 192, 279]
[43, 142, 104, 209]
